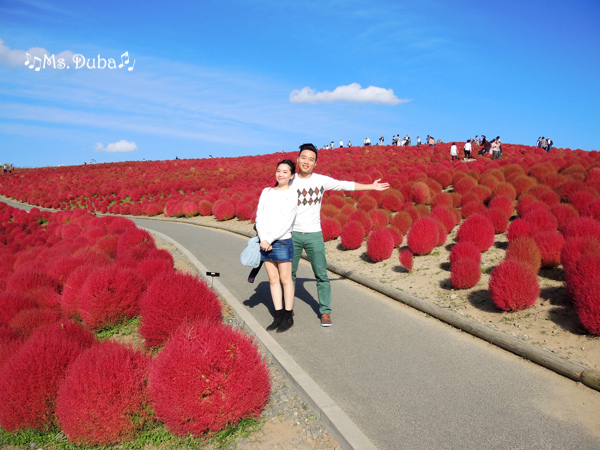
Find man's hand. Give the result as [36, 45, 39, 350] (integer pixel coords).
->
[372, 179, 390, 191]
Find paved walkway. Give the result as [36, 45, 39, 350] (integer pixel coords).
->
[3, 199, 600, 449]
[133, 218, 600, 449]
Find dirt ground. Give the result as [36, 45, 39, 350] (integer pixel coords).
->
[182, 214, 600, 371]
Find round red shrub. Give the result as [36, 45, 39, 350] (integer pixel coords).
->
[561, 216, 600, 241]
[136, 257, 173, 284]
[523, 209, 558, 232]
[430, 206, 455, 233]
[347, 210, 373, 235]
[7, 269, 59, 297]
[106, 217, 137, 235]
[235, 202, 256, 221]
[0, 291, 36, 326]
[116, 228, 156, 262]
[357, 195, 378, 212]
[9, 308, 62, 338]
[340, 221, 365, 250]
[407, 217, 439, 255]
[560, 236, 600, 274]
[450, 258, 481, 289]
[213, 200, 236, 221]
[489, 260, 540, 311]
[0, 321, 95, 432]
[461, 201, 487, 219]
[78, 266, 147, 331]
[488, 196, 514, 218]
[380, 190, 404, 212]
[60, 266, 95, 320]
[139, 272, 222, 349]
[411, 182, 431, 204]
[369, 209, 391, 229]
[149, 321, 270, 436]
[484, 208, 509, 234]
[550, 203, 579, 229]
[582, 198, 600, 222]
[455, 214, 495, 252]
[390, 211, 413, 235]
[574, 280, 600, 335]
[401, 203, 420, 222]
[532, 230, 564, 268]
[399, 249, 413, 272]
[366, 228, 394, 262]
[491, 182, 517, 202]
[431, 192, 452, 208]
[321, 217, 342, 242]
[450, 242, 481, 267]
[505, 236, 542, 273]
[565, 252, 600, 302]
[453, 176, 477, 195]
[198, 200, 213, 216]
[56, 341, 152, 445]
[507, 218, 532, 242]
[0, 325, 23, 369]
[388, 226, 403, 247]
[144, 203, 162, 217]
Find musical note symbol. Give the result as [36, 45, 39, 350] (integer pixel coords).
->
[24, 53, 32, 66]
[32, 56, 42, 71]
[128, 59, 135, 71]
[118, 51, 129, 69]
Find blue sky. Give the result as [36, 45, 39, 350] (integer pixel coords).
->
[0, 0, 598, 167]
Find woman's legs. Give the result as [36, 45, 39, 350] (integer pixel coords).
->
[278, 261, 294, 310]
[264, 261, 282, 310]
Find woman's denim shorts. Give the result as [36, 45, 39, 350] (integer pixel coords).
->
[260, 238, 293, 263]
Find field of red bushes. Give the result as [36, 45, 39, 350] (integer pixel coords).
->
[0, 203, 270, 444]
[2, 142, 600, 339]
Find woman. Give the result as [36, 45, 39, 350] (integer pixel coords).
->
[255, 159, 298, 333]
[450, 142, 458, 161]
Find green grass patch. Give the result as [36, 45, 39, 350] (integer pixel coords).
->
[95, 316, 140, 340]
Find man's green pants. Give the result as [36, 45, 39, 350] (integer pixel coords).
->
[291, 231, 331, 314]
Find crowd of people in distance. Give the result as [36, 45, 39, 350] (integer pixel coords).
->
[321, 134, 555, 161]
[2, 163, 14, 175]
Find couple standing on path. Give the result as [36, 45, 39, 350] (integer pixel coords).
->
[255, 143, 390, 332]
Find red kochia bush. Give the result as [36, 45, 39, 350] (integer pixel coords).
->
[560, 236, 600, 274]
[532, 230, 564, 268]
[455, 214, 495, 252]
[488, 196, 514, 219]
[366, 228, 394, 262]
[407, 217, 439, 255]
[550, 203, 579, 229]
[78, 266, 147, 330]
[390, 211, 413, 235]
[212, 200, 236, 221]
[484, 208, 510, 234]
[0, 321, 95, 432]
[9, 308, 63, 338]
[506, 218, 532, 242]
[489, 260, 540, 311]
[340, 221, 365, 250]
[321, 217, 342, 242]
[565, 253, 600, 302]
[56, 341, 153, 445]
[574, 280, 600, 335]
[399, 249, 413, 272]
[149, 321, 270, 436]
[116, 228, 156, 262]
[139, 272, 222, 349]
[560, 216, 600, 241]
[0, 291, 36, 326]
[505, 236, 542, 273]
[430, 206, 455, 233]
[449, 242, 481, 267]
[450, 258, 481, 289]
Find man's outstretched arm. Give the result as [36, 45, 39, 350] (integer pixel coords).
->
[354, 178, 390, 191]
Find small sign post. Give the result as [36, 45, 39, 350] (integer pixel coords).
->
[206, 271, 220, 288]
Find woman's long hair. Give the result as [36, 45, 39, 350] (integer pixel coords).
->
[274, 159, 296, 187]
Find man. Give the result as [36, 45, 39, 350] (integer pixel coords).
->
[292, 143, 389, 326]
[546, 137, 553, 152]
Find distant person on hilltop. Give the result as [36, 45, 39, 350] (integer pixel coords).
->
[379, 135, 384, 145]
[450, 142, 458, 161]
[339, 139, 344, 148]
[3, 163, 7, 174]
[546, 137, 553, 152]
[9, 164, 13, 173]
[348, 140, 352, 147]
[428, 136, 435, 146]
[291, 143, 389, 327]
[540, 137, 548, 152]
[364, 137, 371, 146]
[416, 136, 421, 146]
[464, 139, 472, 160]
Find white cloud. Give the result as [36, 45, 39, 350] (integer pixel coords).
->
[95, 140, 138, 153]
[0, 38, 75, 69]
[289, 83, 409, 105]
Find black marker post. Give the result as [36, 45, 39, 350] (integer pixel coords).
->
[206, 272, 220, 288]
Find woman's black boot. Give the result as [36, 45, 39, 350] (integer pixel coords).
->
[266, 309, 283, 331]
[276, 309, 294, 333]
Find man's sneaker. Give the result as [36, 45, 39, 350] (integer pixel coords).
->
[320, 313, 332, 327]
